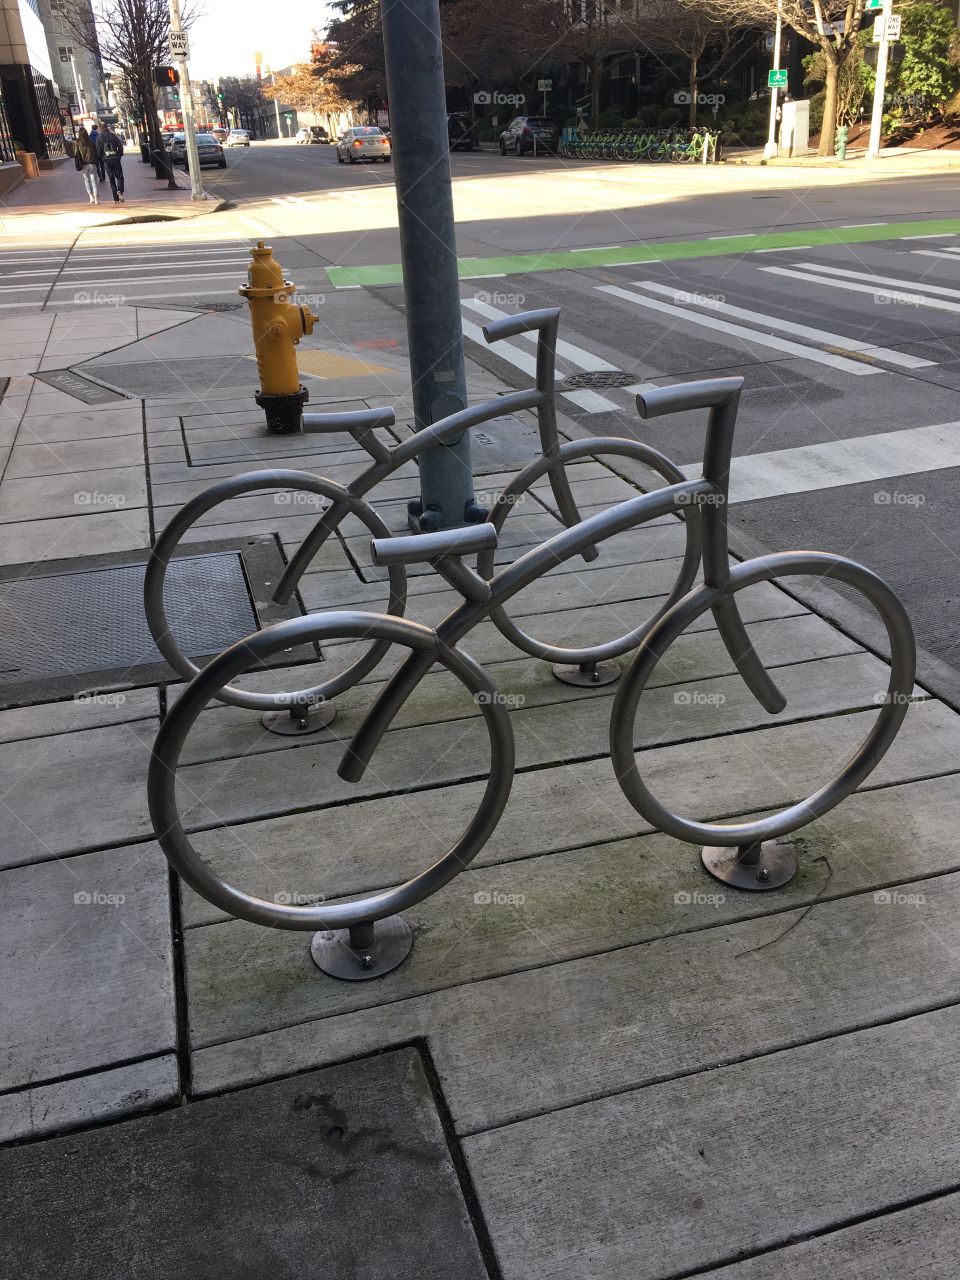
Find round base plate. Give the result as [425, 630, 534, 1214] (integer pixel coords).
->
[701, 840, 798, 892]
[261, 703, 337, 736]
[310, 916, 414, 981]
[552, 660, 621, 687]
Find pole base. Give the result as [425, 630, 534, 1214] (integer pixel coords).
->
[256, 386, 309, 435]
[552, 660, 620, 687]
[261, 702, 337, 736]
[701, 839, 797, 892]
[310, 916, 414, 980]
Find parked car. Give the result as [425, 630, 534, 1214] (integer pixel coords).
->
[170, 132, 227, 168]
[295, 126, 328, 144]
[498, 116, 560, 156]
[447, 113, 476, 151]
[336, 126, 391, 163]
[210, 127, 229, 143]
[225, 128, 251, 147]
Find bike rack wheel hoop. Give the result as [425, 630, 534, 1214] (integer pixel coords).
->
[144, 471, 407, 724]
[148, 610, 516, 980]
[610, 552, 917, 891]
[476, 437, 703, 687]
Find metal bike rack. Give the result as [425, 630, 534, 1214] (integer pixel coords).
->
[146, 320, 918, 980]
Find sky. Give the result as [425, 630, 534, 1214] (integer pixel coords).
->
[186, 0, 333, 82]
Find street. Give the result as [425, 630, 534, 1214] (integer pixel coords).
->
[4, 142, 959, 696]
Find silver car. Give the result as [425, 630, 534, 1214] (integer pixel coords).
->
[336, 126, 391, 164]
[225, 129, 250, 147]
[170, 132, 226, 169]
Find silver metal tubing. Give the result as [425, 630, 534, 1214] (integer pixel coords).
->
[370, 523, 498, 567]
[302, 406, 396, 434]
[483, 307, 599, 565]
[390, 388, 544, 469]
[476, 438, 704, 665]
[610, 551, 917, 847]
[144, 471, 406, 711]
[148, 610, 516, 930]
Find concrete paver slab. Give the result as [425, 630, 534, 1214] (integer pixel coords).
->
[0, 842, 175, 1092]
[0, 1048, 489, 1280]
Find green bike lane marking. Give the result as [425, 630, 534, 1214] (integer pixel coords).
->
[326, 217, 960, 288]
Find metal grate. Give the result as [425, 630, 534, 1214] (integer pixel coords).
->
[0, 553, 257, 681]
[559, 371, 642, 390]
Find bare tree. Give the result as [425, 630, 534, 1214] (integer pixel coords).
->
[61, 0, 198, 183]
[647, 0, 740, 126]
[706, 0, 866, 153]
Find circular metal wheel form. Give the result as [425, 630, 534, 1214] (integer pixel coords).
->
[610, 552, 917, 851]
[144, 470, 406, 712]
[475, 438, 702, 672]
[147, 609, 516, 934]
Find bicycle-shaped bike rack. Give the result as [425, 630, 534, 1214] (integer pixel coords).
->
[146, 314, 916, 982]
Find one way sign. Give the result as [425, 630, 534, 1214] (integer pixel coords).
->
[169, 29, 189, 57]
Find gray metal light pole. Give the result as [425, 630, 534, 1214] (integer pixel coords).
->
[380, 0, 479, 532]
[167, 0, 204, 201]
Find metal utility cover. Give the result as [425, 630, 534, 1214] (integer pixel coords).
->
[0, 553, 256, 682]
[32, 370, 127, 404]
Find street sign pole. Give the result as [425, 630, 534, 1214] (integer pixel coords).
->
[867, 0, 893, 158]
[380, 0, 477, 533]
[167, 0, 204, 200]
[764, 0, 783, 159]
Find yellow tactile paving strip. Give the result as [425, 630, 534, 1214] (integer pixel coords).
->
[296, 350, 394, 379]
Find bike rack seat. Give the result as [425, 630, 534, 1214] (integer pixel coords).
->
[370, 523, 498, 567]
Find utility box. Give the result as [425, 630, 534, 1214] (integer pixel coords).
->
[779, 99, 810, 157]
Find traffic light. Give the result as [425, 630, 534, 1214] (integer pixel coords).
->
[154, 66, 180, 87]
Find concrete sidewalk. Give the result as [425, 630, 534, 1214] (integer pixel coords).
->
[2, 293, 960, 1276]
[0, 148, 225, 237]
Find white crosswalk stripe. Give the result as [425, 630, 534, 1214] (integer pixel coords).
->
[682, 419, 960, 503]
[759, 264, 960, 316]
[596, 283, 881, 376]
[632, 280, 935, 370]
[778, 261, 960, 301]
[460, 303, 626, 414]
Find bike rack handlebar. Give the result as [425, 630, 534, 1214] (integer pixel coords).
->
[302, 407, 396, 434]
[371, 522, 498, 567]
[481, 307, 560, 344]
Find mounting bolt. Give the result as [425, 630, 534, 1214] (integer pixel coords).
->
[757, 867, 769, 882]
[360, 953, 374, 970]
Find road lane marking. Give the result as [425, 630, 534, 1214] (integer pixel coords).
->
[596, 283, 881, 376]
[461, 296, 621, 371]
[681, 420, 960, 503]
[787, 261, 960, 300]
[752, 246, 811, 253]
[632, 280, 936, 369]
[759, 265, 960, 315]
[561, 388, 621, 413]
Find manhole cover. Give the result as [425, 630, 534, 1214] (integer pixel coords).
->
[145, 301, 245, 313]
[559, 371, 639, 390]
[0, 553, 256, 682]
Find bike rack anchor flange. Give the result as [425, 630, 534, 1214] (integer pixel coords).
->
[552, 659, 621, 687]
[261, 700, 337, 736]
[310, 916, 414, 980]
[701, 839, 798, 892]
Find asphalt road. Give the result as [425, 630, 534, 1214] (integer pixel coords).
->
[3, 142, 960, 697]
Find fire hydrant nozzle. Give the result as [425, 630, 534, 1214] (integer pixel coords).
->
[239, 241, 319, 434]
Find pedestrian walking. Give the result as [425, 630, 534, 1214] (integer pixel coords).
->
[98, 124, 126, 203]
[74, 126, 99, 204]
[89, 124, 106, 183]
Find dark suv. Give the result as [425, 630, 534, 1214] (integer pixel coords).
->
[447, 113, 476, 151]
[498, 116, 560, 156]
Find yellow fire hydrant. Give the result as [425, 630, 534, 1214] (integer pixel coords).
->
[239, 241, 319, 434]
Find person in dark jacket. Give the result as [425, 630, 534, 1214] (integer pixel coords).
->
[74, 126, 99, 203]
[88, 124, 106, 182]
[97, 125, 125, 203]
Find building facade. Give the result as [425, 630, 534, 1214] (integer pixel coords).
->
[0, 0, 65, 157]
[37, 0, 105, 127]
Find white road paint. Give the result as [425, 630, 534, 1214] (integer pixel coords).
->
[462, 296, 621, 372]
[682, 419, 960, 504]
[561, 388, 621, 412]
[596, 283, 881, 376]
[632, 281, 936, 370]
[785, 261, 960, 301]
[759, 265, 960, 316]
